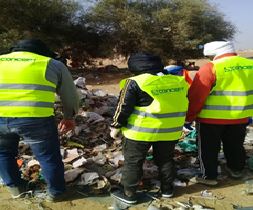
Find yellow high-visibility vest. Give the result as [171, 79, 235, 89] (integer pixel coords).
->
[120, 73, 189, 141]
[198, 56, 253, 119]
[0, 51, 56, 117]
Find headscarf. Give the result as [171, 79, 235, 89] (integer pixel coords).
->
[203, 41, 236, 59]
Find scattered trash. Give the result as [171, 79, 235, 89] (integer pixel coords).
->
[147, 205, 160, 210]
[92, 89, 107, 97]
[0, 177, 4, 185]
[184, 129, 197, 139]
[232, 204, 253, 210]
[74, 77, 87, 89]
[112, 199, 130, 210]
[177, 141, 198, 152]
[10, 73, 253, 209]
[201, 190, 213, 197]
[27, 160, 40, 168]
[72, 157, 87, 168]
[173, 179, 187, 187]
[81, 112, 105, 124]
[76, 172, 99, 185]
[64, 168, 85, 182]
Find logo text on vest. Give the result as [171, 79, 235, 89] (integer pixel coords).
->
[151, 87, 184, 96]
[0, 58, 37, 62]
[224, 66, 253, 72]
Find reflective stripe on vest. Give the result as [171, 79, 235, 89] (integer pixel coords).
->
[132, 110, 186, 118]
[0, 83, 55, 92]
[198, 56, 253, 119]
[125, 124, 183, 133]
[0, 52, 56, 117]
[210, 90, 253, 96]
[120, 73, 189, 141]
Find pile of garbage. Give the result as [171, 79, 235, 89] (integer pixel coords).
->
[3, 76, 253, 209]
[14, 77, 201, 196]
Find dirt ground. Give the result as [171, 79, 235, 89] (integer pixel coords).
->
[1, 50, 253, 210]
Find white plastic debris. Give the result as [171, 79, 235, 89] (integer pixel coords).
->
[74, 77, 86, 89]
[74, 125, 88, 135]
[55, 94, 61, 102]
[81, 112, 105, 124]
[109, 152, 124, 167]
[63, 153, 79, 163]
[28, 160, 40, 168]
[93, 144, 107, 152]
[92, 89, 107, 97]
[76, 172, 99, 185]
[93, 153, 107, 165]
[72, 157, 87, 168]
[22, 155, 34, 160]
[77, 89, 87, 100]
[60, 147, 65, 158]
[64, 168, 85, 182]
[173, 179, 187, 187]
[66, 148, 79, 155]
[93, 176, 111, 190]
[93, 106, 110, 115]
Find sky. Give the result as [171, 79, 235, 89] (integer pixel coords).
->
[209, 0, 253, 50]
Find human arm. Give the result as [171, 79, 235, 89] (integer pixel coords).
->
[46, 59, 79, 132]
[186, 62, 216, 122]
[110, 79, 138, 128]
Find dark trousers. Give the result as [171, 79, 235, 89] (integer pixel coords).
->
[121, 137, 176, 192]
[198, 122, 246, 179]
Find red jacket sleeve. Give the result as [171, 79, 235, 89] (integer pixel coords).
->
[186, 62, 216, 122]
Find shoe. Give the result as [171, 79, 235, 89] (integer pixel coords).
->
[225, 166, 243, 180]
[45, 187, 78, 202]
[110, 187, 137, 204]
[190, 176, 218, 186]
[6, 181, 32, 199]
[161, 185, 174, 198]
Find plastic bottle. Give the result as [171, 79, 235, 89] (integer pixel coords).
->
[173, 179, 187, 187]
[245, 180, 253, 195]
[201, 190, 213, 197]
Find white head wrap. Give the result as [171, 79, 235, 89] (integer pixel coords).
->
[203, 41, 236, 59]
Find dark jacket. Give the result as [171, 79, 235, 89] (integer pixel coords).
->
[110, 71, 168, 128]
[111, 51, 168, 128]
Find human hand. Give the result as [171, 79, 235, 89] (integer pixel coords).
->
[184, 121, 194, 130]
[110, 127, 121, 139]
[58, 119, 76, 133]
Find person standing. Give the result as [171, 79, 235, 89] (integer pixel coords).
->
[0, 39, 79, 202]
[110, 52, 189, 204]
[186, 41, 253, 185]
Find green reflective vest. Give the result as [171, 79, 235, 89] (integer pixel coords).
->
[120, 73, 189, 141]
[0, 52, 56, 117]
[198, 56, 253, 119]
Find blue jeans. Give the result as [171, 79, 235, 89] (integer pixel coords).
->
[0, 116, 65, 195]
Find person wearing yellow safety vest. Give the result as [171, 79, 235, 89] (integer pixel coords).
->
[0, 39, 79, 202]
[110, 52, 189, 204]
[186, 41, 253, 186]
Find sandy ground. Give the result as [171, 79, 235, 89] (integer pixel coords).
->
[2, 51, 253, 210]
